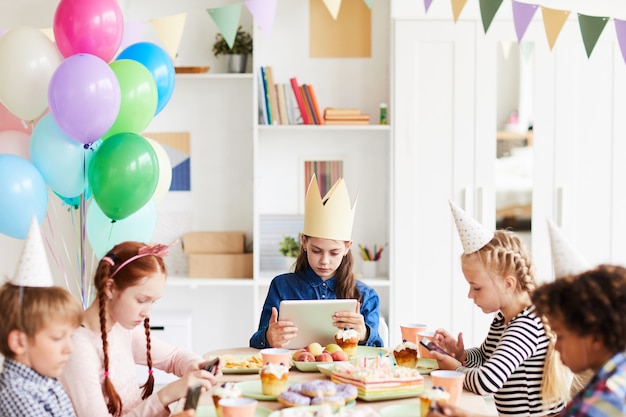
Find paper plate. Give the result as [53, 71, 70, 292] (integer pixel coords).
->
[267, 405, 340, 417]
[196, 405, 271, 417]
[236, 380, 295, 401]
[357, 346, 388, 358]
[379, 404, 421, 417]
[416, 358, 438, 375]
[294, 360, 332, 372]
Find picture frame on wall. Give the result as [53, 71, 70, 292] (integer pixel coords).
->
[302, 159, 344, 200]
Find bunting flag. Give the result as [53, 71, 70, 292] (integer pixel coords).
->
[541, 7, 570, 51]
[364, 0, 373, 8]
[208, 3, 243, 49]
[322, 0, 342, 20]
[500, 41, 513, 60]
[512, 0, 538, 43]
[615, 19, 626, 65]
[480, 0, 504, 33]
[451, 0, 468, 23]
[520, 41, 534, 62]
[245, 0, 277, 35]
[578, 14, 609, 58]
[424, 0, 434, 13]
[150, 13, 187, 60]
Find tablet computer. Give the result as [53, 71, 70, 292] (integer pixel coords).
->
[279, 299, 358, 349]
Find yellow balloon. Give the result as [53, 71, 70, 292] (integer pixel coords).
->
[145, 137, 172, 204]
[0, 27, 61, 120]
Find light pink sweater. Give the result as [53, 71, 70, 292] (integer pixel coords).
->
[60, 323, 202, 417]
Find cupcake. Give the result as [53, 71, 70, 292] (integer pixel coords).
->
[334, 327, 359, 358]
[419, 386, 450, 416]
[393, 339, 419, 368]
[211, 382, 242, 417]
[259, 362, 289, 396]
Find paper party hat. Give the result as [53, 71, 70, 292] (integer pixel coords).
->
[303, 174, 357, 241]
[547, 219, 590, 279]
[449, 200, 494, 254]
[11, 217, 54, 287]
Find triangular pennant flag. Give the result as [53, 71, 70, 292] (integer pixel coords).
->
[245, 0, 277, 35]
[451, 0, 468, 23]
[449, 201, 494, 254]
[479, 0, 504, 34]
[512, 0, 538, 43]
[364, 0, 373, 8]
[578, 14, 609, 58]
[547, 219, 590, 279]
[207, 4, 242, 49]
[322, 0, 342, 20]
[11, 217, 54, 287]
[520, 41, 534, 62]
[150, 13, 186, 61]
[424, 0, 434, 13]
[615, 19, 626, 65]
[541, 7, 570, 51]
[501, 41, 513, 60]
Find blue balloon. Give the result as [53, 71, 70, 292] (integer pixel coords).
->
[116, 42, 175, 115]
[0, 154, 48, 239]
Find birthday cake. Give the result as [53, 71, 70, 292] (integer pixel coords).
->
[329, 358, 424, 400]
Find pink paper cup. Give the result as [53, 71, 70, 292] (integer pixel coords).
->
[418, 330, 436, 359]
[260, 348, 291, 366]
[400, 323, 428, 348]
[430, 370, 465, 406]
[219, 397, 258, 417]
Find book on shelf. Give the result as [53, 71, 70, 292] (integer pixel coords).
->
[260, 67, 273, 125]
[300, 85, 316, 124]
[264, 66, 280, 125]
[306, 84, 324, 125]
[302, 84, 319, 124]
[275, 83, 289, 125]
[257, 69, 269, 125]
[323, 119, 370, 125]
[284, 83, 302, 124]
[290, 77, 311, 124]
[324, 107, 361, 117]
[324, 114, 370, 121]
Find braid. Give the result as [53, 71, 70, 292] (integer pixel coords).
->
[140, 318, 155, 399]
[97, 275, 122, 417]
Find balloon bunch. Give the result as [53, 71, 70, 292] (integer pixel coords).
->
[0, 0, 175, 260]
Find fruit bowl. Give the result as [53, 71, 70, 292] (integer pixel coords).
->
[294, 360, 332, 372]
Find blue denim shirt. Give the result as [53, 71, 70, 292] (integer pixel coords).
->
[249, 267, 383, 348]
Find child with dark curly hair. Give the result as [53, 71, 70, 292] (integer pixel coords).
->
[531, 264, 626, 417]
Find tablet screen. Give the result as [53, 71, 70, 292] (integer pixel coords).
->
[279, 299, 358, 349]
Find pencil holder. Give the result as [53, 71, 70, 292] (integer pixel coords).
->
[361, 261, 378, 278]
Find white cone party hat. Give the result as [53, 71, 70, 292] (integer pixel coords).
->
[449, 200, 494, 254]
[11, 217, 54, 287]
[547, 219, 590, 279]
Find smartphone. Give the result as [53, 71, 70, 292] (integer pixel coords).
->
[202, 357, 220, 374]
[183, 384, 202, 410]
[420, 338, 450, 356]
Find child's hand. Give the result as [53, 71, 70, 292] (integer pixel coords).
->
[266, 307, 298, 348]
[434, 329, 465, 360]
[430, 350, 462, 370]
[157, 372, 214, 407]
[332, 302, 366, 341]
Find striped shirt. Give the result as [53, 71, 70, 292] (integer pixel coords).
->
[457, 305, 565, 416]
[563, 351, 626, 416]
[0, 358, 76, 417]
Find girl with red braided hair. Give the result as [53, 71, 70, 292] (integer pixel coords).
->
[60, 241, 219, 417]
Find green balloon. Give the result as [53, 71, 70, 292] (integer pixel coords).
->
[88, 132, 159, 220]
[102, 59, 158, 140]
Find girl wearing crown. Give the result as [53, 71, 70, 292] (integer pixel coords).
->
[250, 175, 384, 349]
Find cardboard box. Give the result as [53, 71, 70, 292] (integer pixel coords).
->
[182, 231, 245, 254]
[188, 254, 253, 278]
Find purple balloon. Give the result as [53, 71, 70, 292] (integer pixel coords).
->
[48, 53, 121, 144]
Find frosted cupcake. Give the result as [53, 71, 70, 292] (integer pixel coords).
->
[419, 386, 450, 416]
[260, 362, 289, 396]
[334, 327, 359, 358]
[393, 339, 419, 368]
[211, 382, 242, 417]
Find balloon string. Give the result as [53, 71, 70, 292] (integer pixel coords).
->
[43, 207, 71, 293]
[80, 152, 88, 308]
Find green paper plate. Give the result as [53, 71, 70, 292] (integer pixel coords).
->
[196, 405, 272, 417]
[379, 403, 421, 417]
[236, 380, 295, 401]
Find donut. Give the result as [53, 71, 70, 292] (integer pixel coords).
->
[335, 383, 358, 402]
[277, 391, 311, 407]
[287, 383, 304, 393]
[301, 380, 337, 397]
[310, 395, 346, 407]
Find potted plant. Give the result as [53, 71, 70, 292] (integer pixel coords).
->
[212, 26, 253, 73]
[279, 235, 301, 271]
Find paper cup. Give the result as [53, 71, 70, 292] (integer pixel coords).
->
[430, 370, 465, 406]
[418, 330, 436, 359]
[219, 397, 258, 417]
[260, 348, 291, 366]
[400, 323, 428, 346]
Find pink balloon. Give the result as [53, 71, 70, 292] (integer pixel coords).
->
[53, 0, 124, 62]
[0, 130, 30, 159]
[48, 53, 121, 144]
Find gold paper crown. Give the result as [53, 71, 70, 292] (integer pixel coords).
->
[303, 174, 357, 241]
